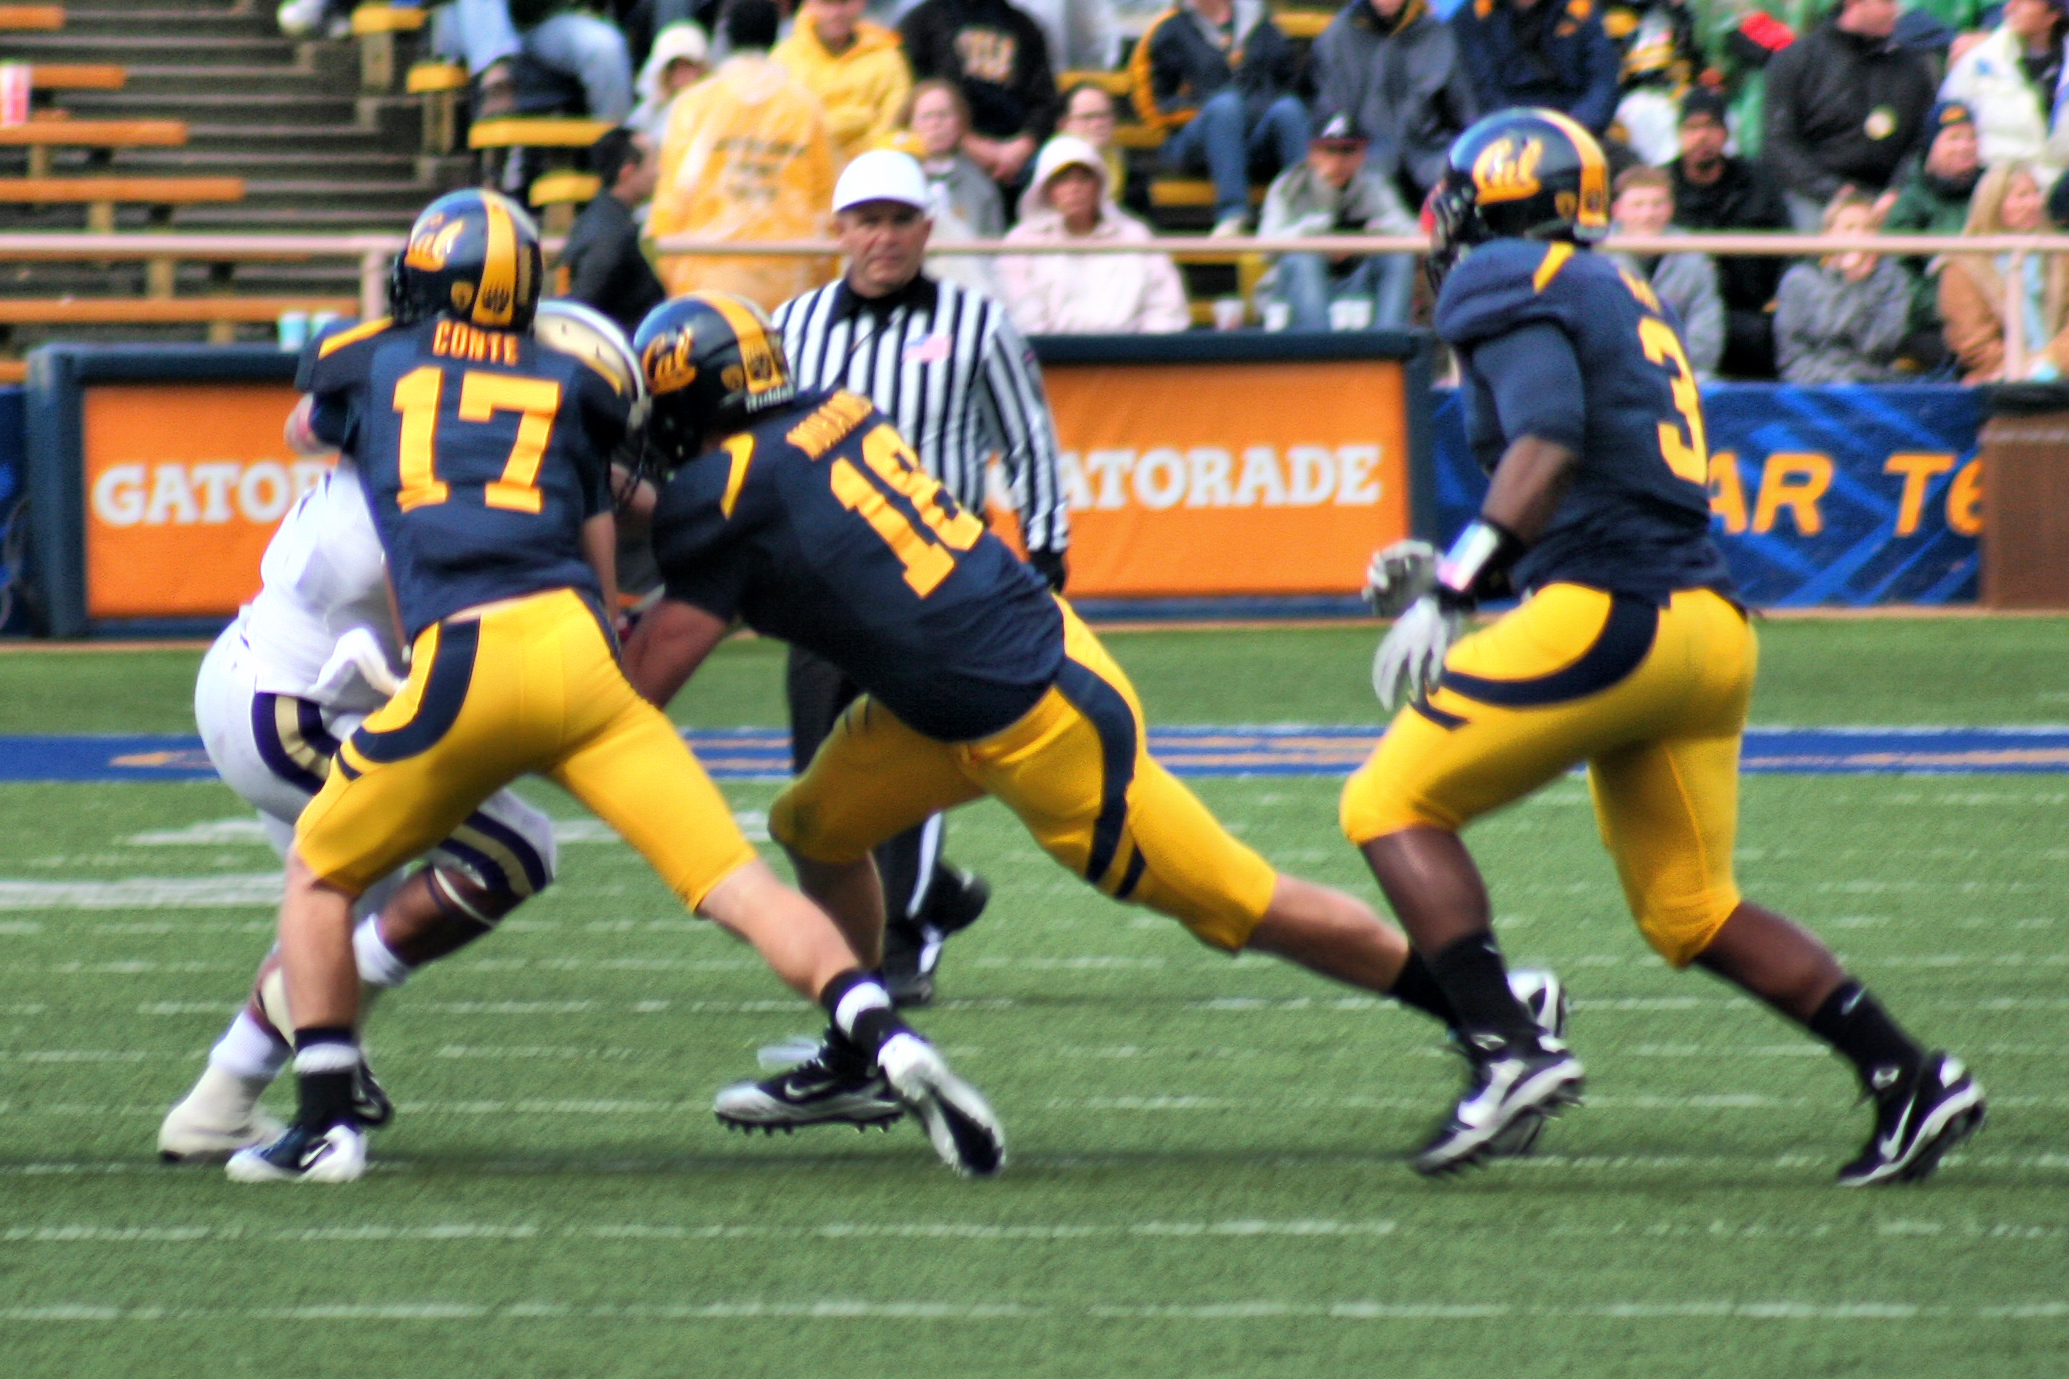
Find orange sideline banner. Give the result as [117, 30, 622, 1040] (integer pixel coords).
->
[1042, 357, 1414, 599]
[83, 383, 325, 620]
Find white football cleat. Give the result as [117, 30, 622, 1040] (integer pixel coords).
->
[225, 1122, 367, 1184]
[876, 1032, 1005, 1178]
[158, 1067, 286, 1162]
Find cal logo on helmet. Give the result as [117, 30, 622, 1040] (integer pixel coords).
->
[1471, 137, 1544, 205]
[404, 216, 465, 272]
[642, 327, 698, 395]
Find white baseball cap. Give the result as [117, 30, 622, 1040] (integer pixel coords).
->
[833, 149, 930, 214]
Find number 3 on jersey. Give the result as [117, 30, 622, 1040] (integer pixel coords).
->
[391, 365, 562, 513]
[1636, 316, 1708, 485]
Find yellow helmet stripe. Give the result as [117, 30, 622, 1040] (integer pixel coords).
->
[475, 192, 517, 328]
[701, 292, 784, 396]
[1534, 108, 1609, 231]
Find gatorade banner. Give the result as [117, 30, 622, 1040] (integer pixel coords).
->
[81, 382, 324, 620]
[1039, 337, 1422, 599]
[1430, 384, 1983, 606]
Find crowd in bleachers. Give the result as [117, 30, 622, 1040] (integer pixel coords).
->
[303, 0, 2069, 380]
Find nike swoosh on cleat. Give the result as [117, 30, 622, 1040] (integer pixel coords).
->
[1876, 1097, 1918, 1161]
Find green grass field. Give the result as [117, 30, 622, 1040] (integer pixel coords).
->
[3, 619, 2067, 1377]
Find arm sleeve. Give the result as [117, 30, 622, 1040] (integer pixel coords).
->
[977, 309, 1069, 553]
[1464, 321, 1586, 451]
[1571, 17, 1621, 134]
[309, 393, 354, 451]
[1760, 47, 1840, 203]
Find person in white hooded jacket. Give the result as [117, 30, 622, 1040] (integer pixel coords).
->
[1938, 0, 2069, 173]
[997, 135, 1191, 335]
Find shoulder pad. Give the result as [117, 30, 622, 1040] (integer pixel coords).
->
[295, 316, 394, 394]
[1434, 242, 1576, 347]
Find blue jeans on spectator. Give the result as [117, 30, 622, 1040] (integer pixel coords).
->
[1271, 251, 1414, 330]
[433, 0, 635, 121]
[1165, 88, 1308, 223]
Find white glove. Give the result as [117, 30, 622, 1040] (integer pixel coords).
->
[310, 626, 404, 701]
[1372, 594, 1465, 710]
[1362, 539, 1438, 618]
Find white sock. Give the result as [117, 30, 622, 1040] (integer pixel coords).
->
[209, 1010, 290, 1081]
[353, 916, 412, 990]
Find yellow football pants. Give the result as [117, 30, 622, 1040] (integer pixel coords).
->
[1340, 583, 1755, 966]
[295, 588, 755, 907]
[769, 601, 1279, 951]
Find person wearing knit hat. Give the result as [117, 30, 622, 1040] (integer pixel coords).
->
[1883, 97, 1985, 372]
[1668, 84, 1791, 377]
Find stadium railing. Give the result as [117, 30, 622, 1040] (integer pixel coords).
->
[0, 232, 2066, 372]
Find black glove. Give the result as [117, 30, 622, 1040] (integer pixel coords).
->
[1028, 547, 1068, 593]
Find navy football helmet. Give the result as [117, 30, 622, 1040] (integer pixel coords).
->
[632, 292, 797, 470]
[1424, 108, 1611, 290]
[389, 189, 544, 332]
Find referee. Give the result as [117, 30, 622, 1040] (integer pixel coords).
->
[773, 148, 1069, 1006]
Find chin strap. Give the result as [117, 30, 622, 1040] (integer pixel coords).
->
[1434, 518, 1526, 610]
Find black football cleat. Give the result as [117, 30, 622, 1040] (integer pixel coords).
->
[1484, 969, 1571, 1157]
[876, 1031, 1005, 1178]
[1836, 1053, 1985, 1187]
[713, 1033, 905, 1132]
[1415, 1034, 1584, 1177]
[352, 1059, 393, 1128]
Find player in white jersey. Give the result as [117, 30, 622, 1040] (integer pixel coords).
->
[156, 301, 640, 1160]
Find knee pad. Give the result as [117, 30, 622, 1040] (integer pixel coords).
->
[1633, 889, 1738, 969]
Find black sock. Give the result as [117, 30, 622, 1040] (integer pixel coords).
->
[1807, 981, 1925, 1091]
[291, 1025, 359, 1130]
[819, 968, 908, 1060]
[1387, 950, 1459, 1026]
[1426, 932, 1536, 1045]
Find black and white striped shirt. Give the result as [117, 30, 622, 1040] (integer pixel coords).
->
[772, 274, 1068, 555]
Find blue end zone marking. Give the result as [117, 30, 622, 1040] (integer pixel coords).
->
[11, 726, 2069, 783]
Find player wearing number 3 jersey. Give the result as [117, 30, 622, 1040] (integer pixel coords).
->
[1342, 110, 1983, 1183]
[230, 190, 1003, 1185]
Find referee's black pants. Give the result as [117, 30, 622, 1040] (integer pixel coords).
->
[784, 644, 949, 931]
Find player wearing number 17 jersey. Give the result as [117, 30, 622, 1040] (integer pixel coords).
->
[227, 189, 1001, 1184]
[1342, 109, 1984, 1182]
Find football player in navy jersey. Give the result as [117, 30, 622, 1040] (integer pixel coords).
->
[619, 292, 1571, 1141]
[1341, 109, 1983, 1181]
[228, 190, 1002, 1184]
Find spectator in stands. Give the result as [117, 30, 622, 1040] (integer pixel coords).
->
[1761, 0, 1937, 231]
[905, 79, 1009, 238]
[558, 127, 667, 336]
[1937, 0, 2069, 168]
[1256, 111, 1418, 330]
[1058, 81, 1140, 210]
[1606, 165, 1725, 376]
[1449, 0, 1620, 137]
[775, 0, 913, 168]
[1606, 0, 1708, 165]
[628, 21, 709, 139]
[431, 0, 638, 121]
[277, 0, 352, 39]
[998, 135, 1190, 332]
[901, 0, 1059, 191]
[1939, 160, 2069, 381]
[1309, 0, 1479, 207]
[1018, 0, 1121, 71]
[1131, 0, 1307, 237]
[1884, 99, 1983, 371]
[1773, 192, 1911, 382]
[1668, 87, 1789, 378]
[649, 0, 837, 309]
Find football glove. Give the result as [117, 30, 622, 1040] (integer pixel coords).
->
[1362, 539, 1438, 618]
[1372, 594, 1465, 710]
[311, 626, 403, 701]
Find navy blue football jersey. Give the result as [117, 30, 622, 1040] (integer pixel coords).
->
[652, 390, 1064, 742]
[1435, 239, 1733, 601]
[297, 315, 628, 637]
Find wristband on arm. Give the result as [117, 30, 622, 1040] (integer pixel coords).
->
[1433, 518, 1525, 610]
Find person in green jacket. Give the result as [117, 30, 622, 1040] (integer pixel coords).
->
[1882, 100, 1984, 371]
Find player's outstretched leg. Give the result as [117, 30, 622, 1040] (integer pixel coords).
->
[159, 863, 512, 1161]
[1692, 902, 1984, 1186]
[1360, 827, 1586, 1175]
